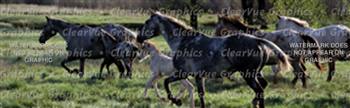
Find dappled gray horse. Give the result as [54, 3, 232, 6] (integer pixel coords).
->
[276, 16, 350, 81]
[39, 17, 138, 78]
[137, 12, 291, 108]
[215, 16, 322, 88]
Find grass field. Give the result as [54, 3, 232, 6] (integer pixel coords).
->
[0, 4, 350, 108]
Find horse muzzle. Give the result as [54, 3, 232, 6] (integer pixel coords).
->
[39, 37, 46, 45]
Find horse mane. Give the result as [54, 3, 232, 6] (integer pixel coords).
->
[48, 17, 78, 29]
[282, 16, 310, 27]
[154, 12, 193, 30]
[219, 15, 260, 31]
[144, 41, 160, 54]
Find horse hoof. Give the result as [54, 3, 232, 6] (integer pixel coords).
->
[90, 75, 98, 80]
[78, 72, 84, 78]
[252, 98, 265, 108]
[98, 76, 104, 80]
[144, 97, 151, 101]
[172, 98, 182, 106]
[252, 98, 260, 108]
[126, 74, 132, 79]
[160, 97, 167, 101]
[302, 85, 308, 89]
[291, 79, 297, 85]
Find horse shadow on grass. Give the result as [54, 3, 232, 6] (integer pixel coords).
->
[265, 97, 350, 107]
[33, 72, 145, 89]
[204, 73, 293, 93]
[30, 73, 111, 85]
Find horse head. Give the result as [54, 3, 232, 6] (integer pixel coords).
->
[137, 12, 161, 43]
[39, 16, 59, 44]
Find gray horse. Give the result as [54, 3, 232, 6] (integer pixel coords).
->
[137, 12, 291, 108]
[39, 16, 138, 78]
[215, 15, 323, 88]
[276, 16, 350, 81]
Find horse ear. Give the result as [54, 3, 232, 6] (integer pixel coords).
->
[149, 9, 158, 15]
[45, 16, 50, 22]
[277, 15, 282, 19]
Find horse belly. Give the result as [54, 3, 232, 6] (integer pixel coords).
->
[311, 28, 349, 59]
[67, 36, 104, 58]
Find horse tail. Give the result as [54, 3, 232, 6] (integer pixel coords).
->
[299, 33, 323, 72]
[257, 38, 291, 72]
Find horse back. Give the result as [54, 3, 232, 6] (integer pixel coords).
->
[65, 27, 105, 58]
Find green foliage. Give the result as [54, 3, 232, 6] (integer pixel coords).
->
[266, 0, 328, 27]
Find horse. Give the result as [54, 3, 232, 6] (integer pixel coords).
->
[215, 15, 323, 88]
[137, 11, 291, 108]
[276, 16, 350, 81]
[39, 16, 138, 78]
[99, 24, 140, 79]
[139, 41, 195, 108]
[99, 32, 139, 79]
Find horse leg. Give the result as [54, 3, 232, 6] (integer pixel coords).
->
[153, 78, 164, 100]
[175, 80, 187, 99]
[99, 59, 107, 79]
[291, 61, 300, 86]
[271, 65, 280, 84]
[164, 75, 185, 106]
[105, 61, 114, 78]
[291, 61, 308, 88]
[195, 77, 206, 108]
[114, 60, 125, 79]
[327, 61, 335, 82]
[78, 59, 85, 78]
[61, 57, 78, 74]
[143, 73, 160, 98]
[181, 79, 195, 108]
[241, 72, 265, 108]
[257, 72, 268, 89]
[300, 63, 309, 88]
[126, 60, 133, 79]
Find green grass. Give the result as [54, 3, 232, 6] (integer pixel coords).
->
[0, 4, 350, 108]
[1, 28, 350, 108]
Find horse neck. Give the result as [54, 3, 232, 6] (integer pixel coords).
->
[292, 24, 314, 34]
[149, 50, 165, 62]
[55, 22, 76, 41]
[158, 19, 195, 51]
